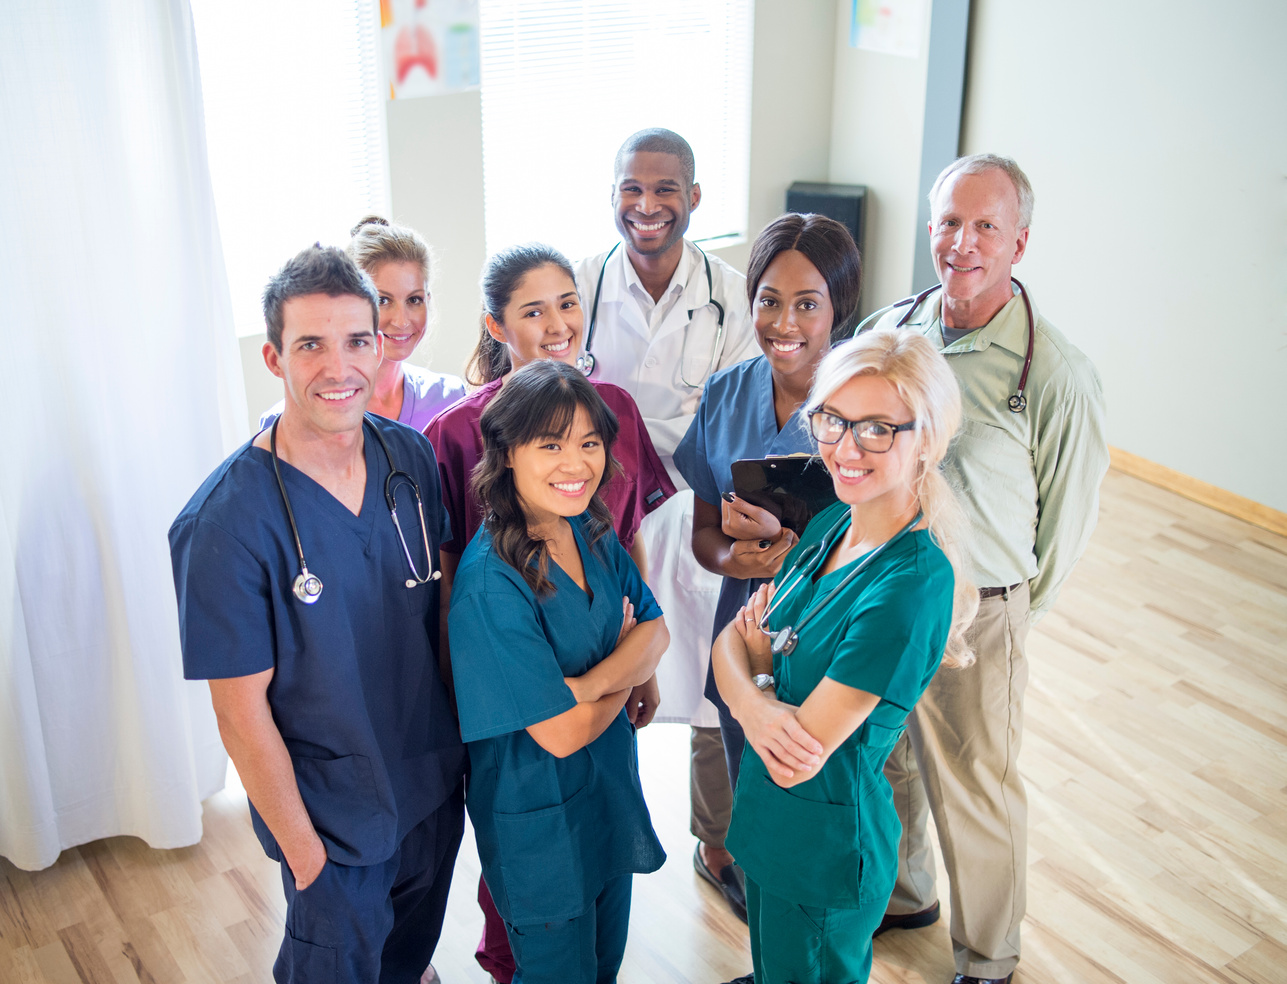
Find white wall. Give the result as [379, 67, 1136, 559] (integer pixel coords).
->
[960, 0, 1287, 511]
[711, 0, 836, 275]
[385, 91, 487, 383]
[828, 0, 932, 319]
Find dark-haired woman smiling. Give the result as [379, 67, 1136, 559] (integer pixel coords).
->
[447, 360, 668, 984]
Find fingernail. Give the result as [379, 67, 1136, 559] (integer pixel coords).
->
[721, 492, 735, 502]
[758, 539, 770, 549]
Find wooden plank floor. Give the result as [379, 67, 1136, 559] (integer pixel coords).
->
[3, 468, 1285, 983]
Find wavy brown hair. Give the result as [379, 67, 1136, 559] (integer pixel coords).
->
[470, 361, 621, 595]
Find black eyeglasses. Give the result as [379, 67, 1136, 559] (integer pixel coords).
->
[808, 410, 919, 452]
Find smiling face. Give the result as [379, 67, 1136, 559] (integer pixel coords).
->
[264, 292, 382, 437]
[487, 263, 583, 373]
[612, 151, 700, 260]
[370, 260, 428, 363]
[508, 404, 607, 530]
[929, 167, 1029, 326]
[753, 249, 835, 387]
[816, 373, 920, 515]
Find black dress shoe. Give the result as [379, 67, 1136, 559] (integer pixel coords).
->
[951, 974, 1013, 984]
[693, 844, 748, 923]
[873, 900, 940, 937]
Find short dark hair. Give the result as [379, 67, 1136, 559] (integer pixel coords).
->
[465, 243, 577, 386]
[613, 128, 696, 190]
[470, 360, 621, 596]
[262, 244, 379, 352]
[746, 213, 863, 342]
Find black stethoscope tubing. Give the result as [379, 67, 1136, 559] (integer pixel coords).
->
[858, 277, 1035, 414]
[269, 414, 440, 605]
[578, 241, 726, 382]
[757, 510, 924, 657]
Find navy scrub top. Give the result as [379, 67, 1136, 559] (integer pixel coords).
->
[448, 515, 667, 925]
[673, 355, 816, 693]
[169, 416, 466, 866]
[724, 501, 954, 909]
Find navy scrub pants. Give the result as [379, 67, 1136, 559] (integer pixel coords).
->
[274, 782, 465, 984]
[504, 874, 633, 984]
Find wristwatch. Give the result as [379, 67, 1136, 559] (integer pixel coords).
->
[752, 673, 775, 692]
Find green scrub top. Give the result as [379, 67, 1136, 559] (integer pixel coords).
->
[725, 501, 954, 910]
[448, 514, 666, 925]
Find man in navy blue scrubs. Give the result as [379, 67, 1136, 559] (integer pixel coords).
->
[169, 245, 465, 983]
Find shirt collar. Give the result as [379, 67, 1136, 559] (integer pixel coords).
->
[619, 239, 699, 308]
[907, 287, 1034, 358]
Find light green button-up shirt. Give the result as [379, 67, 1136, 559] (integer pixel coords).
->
[874, 288, 1108, 617]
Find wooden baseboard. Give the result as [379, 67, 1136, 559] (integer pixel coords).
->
[1109, 446, 1287, 538]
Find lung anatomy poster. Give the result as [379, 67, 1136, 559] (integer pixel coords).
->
[382, 0, 481, 98]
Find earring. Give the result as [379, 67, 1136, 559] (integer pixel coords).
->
[918, 452, 927, 461]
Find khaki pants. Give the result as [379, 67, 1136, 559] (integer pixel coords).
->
[690, 725, 733, 849]
[884, 583, 1031, 980]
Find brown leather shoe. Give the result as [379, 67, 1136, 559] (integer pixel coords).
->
[874, 900, 940, 937]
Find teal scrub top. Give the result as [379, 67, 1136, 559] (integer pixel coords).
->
[448, 514, 667, 924]
[725, 501, 954, 910]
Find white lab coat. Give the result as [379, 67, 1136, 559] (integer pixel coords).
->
[574, 239, 759, 726]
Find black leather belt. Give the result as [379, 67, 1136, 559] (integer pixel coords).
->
[979, 582, 1024, 600]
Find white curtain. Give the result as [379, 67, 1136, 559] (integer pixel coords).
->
[0, 0, 245, 870]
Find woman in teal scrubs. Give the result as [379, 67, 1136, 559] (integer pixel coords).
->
[448, 359, 668, 984]
[712, 328, 979, 984]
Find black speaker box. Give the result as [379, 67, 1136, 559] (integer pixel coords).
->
[785, 182, 867, 256]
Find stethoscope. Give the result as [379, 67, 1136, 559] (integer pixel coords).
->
[577, 241, 726, 388]
[855, 277, 1036, 414]
[757, 510, 924, 656]
[269, 414, 440, 605]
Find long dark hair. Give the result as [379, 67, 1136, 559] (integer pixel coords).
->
[746, 213, 863, 343]
[470, 361, 621, 595]
[465, 243, 578, 386]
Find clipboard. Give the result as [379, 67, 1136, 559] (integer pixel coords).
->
[730, 455, 838, 535]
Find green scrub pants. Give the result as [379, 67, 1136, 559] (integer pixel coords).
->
[504, 874, 632, 984]
[746, 876, 884, 984]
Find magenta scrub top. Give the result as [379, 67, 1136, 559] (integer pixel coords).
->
[423, 378, 674, 554]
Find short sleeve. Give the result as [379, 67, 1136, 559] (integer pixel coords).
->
[599, 528, 662, 623]
[825, 568, 950, 712]
[595, 385, 675, 549]
[448, 577, 578, 742]
[169, 518, 275, 680]
[674, 386, 720, 506]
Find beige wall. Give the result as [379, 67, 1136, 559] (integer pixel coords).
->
[957, 0, 1286, 511]
[828, 0, 932, 319]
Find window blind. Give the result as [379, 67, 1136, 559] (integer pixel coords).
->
[191, 0, 387, 337]
[478, 0, 752, 262]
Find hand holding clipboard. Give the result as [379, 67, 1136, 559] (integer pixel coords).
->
[729, 454, 838, 536]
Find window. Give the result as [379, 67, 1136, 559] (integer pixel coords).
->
[191, 0, 387, 337]
[478, 0, 753, 261]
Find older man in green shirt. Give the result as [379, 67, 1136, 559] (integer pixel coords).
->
[866, 154, 1108, 984]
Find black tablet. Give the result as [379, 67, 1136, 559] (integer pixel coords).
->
[730, 455, 837, 535]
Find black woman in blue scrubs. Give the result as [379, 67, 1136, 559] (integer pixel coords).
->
[447, 360, 669, 984]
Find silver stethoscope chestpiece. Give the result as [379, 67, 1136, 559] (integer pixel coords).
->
[1008, 393, 1027, 413]
[577, 352, 595, 377]
[770, 627, 798, 657]
[293, 570, 323, 604]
